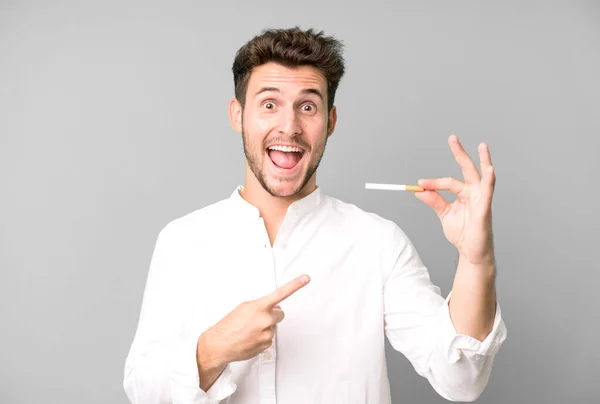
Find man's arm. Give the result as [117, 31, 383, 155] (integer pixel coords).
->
[196, 333, 228, 392]
[194, 275, 310, 391]
[383, 225, 507, 402]
[416, 136, 500, 343]
[123, 223, 236, 404]
[123, 222, 309, 403]
[448, 255, 497, 342]
[385, 135, 506, 401]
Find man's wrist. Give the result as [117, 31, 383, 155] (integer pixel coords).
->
[458, 254, 496, 277]
[197, 330, 228, 372]
[196, 330, 229, 391]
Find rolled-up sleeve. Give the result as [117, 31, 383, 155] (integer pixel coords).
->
[438, 291, 507, 364]
[383, 224, 507, 402]
[123, 223, 237, 404]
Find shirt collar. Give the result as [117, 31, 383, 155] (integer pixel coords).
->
[230, 185, 324, 218]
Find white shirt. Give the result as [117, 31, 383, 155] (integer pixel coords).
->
[123, 186, 507, 404]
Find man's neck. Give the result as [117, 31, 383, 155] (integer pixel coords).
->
[240, 181, 315, 222]
[240, 170, 317, 244]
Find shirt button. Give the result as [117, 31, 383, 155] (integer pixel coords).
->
[264, 352, 273, 360]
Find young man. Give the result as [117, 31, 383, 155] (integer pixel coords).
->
[124, 27, 507, 404]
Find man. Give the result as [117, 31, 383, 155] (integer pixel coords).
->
[123, 27, 507, 404]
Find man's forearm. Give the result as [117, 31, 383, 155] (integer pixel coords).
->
[448, 254, 497, 341]
[196, 332, 228, 392]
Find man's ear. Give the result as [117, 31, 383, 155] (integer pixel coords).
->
[327, 106, 338, 138]
[229, 98, 243, 133]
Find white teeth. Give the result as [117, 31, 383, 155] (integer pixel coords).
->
[268, 145, 303, 153]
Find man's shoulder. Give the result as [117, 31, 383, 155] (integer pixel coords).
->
[324, 195, 420, 266]
[324, 194, 402, 235]
[157, 196, 235, 240]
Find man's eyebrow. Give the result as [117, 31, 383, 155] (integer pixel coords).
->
[301, 88, 324, 101]
[254, 87, 280, 97]
[253, 87, 324, 101]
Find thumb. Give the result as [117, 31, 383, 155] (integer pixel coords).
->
[415, 190, 449, 219]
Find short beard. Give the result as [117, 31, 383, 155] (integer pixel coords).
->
[241, 124, 328, 198]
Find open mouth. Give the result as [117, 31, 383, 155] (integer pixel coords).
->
[267, 145, 305, 170]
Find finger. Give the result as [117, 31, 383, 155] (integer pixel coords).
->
[482, 165, 496, 205]
[448, 134, 481, 184]
[417, 177, 465, 195]
[477, 143, 496, 202]
[414, 190, 451, 219]
[271, 307, 285, 324]
[261, 274, 310, 308]
[478, 142, 493, 173]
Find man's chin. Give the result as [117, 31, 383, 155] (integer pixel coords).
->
[265, 185, 302, 198]
[263, 178, 308, 198]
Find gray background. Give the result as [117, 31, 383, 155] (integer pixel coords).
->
[1, 1, 599, 403]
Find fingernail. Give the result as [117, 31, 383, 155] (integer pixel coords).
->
[301, 275, 309, 284]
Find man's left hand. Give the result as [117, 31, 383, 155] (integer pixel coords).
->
[415, 134, 496, 267]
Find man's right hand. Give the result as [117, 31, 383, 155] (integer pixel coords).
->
[196, 274, 310, 389]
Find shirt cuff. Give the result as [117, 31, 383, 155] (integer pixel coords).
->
[438, 291, 508, 364]
[169, 332, 237, 404]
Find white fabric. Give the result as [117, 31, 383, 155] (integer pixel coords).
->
[124, 186, 507, 403]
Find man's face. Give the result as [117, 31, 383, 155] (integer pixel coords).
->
[230, 62, 337, 198]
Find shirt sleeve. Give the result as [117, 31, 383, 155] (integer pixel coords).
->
[383, 224, 507, 402]
[123, 223, 238, 404]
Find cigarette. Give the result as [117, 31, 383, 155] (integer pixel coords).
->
[365, 183, 424, 192]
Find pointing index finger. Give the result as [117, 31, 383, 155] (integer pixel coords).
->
[262, 274, 310, 308]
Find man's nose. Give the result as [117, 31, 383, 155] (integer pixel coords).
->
[277, 108, 302, 136]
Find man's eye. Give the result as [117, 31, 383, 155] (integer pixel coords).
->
[263, 102, 275, 109]
[302, 104, 314, 112]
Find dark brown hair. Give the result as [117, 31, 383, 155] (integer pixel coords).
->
[232, 27, 345, 111]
